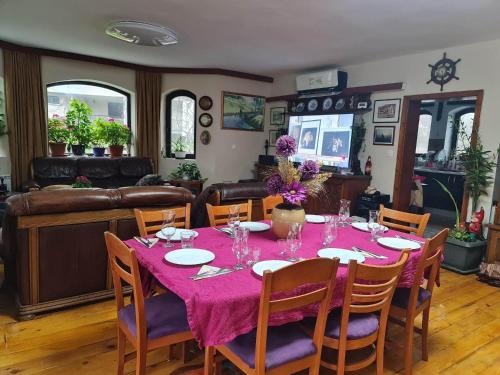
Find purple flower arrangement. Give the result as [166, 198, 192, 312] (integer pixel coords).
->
[266, 135, 330, 206]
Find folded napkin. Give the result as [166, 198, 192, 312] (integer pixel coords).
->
[134, 236, 159, 249]
[191, 265, 233, 280]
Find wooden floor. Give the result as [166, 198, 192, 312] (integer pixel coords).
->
[1, 269, 499, 374]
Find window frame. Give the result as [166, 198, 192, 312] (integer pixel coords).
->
[46, 80, 131, 128]
[415, 110, 433, 155]
[165, 89, 197, 159]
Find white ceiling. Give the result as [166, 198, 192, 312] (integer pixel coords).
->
[1, 0, 500, 76]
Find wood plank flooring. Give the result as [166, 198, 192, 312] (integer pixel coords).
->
[1, 269, 499, 374]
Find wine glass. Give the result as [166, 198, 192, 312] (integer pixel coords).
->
[367, 210, 380, 242]
[227, 205, 241, 236]
[161, 210, 176, 248]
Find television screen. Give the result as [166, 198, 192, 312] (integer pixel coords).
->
[287, 114, 354, 168]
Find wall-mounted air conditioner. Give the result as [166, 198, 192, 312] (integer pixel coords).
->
[296, 69, 348, 97]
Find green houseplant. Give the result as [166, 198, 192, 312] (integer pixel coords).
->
[169, 161, 205, 181]
[172, 136, 188, 159]
[101, 118, 131, 157]
[66, 99, 93, 155]
[90, 118, 108, 157]
[47, 115, 70, 157]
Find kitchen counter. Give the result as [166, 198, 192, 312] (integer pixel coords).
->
[414, 167, 465, 176]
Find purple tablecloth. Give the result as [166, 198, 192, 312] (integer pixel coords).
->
[125, 222, 423, 346]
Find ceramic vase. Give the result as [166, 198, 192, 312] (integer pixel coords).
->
[271, 203, 305, 239]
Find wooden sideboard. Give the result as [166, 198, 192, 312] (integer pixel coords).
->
[486, 205, 500, 262]
[254, 163, 371, 215]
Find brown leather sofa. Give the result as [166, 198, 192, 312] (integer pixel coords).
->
[1, 186, 193, 318]
[191, 182, 268, 228]
[22, 157, 155, 191]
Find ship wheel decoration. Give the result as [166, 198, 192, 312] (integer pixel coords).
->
[427, 52, 461, 91]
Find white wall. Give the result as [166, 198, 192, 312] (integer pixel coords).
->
[160, 74, 272, 186]
[270, 38, 500, 221]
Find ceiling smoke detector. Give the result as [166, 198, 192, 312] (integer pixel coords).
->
[105, 21, 178, 46]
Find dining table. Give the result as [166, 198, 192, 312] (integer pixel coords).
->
[124, 221, 425, 347]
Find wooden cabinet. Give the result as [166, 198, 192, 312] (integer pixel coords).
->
[413, 168, 465, 211]
[254, 163, 371, 215]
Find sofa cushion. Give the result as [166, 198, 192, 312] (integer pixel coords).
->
[391, 287, 432, 309]
[78, 158, 120, 179]
[218, 182, 268, 202]
[324, 310, 379, 339]
[119, 157, 154, 177]
[33, 157, 78, 179]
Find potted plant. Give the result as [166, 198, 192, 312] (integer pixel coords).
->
[90, 118, 108, 157]
[72, 175, 92, 188]
[169, 161, 205, 181]
[47, 114, 70, 157]
[266, 135, 330, 238]
[66, 99, 93, 156]
[172, 137, 188, 159]
[101, 118, 131, 157]
[437, 123, 497, 274]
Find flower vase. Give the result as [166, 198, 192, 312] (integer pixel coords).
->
[271, 203, 305, 239]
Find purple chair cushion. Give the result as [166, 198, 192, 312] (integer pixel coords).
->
[391, 287, 432, 309]
[225, 323, 317, 369]
[118, 291, 190, 339]
[324, 310, 379, 339]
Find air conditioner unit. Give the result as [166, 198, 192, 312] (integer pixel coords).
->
[296, 69, 348, 97]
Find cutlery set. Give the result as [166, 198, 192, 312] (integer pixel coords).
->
[133, 236, 158, 248]
[352, 246, 388, 259]
[395, 234, 426, 244]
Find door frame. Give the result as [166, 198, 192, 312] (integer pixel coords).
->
[392, 89, 484, 222]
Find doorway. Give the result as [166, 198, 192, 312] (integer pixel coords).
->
[392, 90, 484, 226]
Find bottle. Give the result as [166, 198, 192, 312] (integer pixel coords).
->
[365, 156, 372, 176]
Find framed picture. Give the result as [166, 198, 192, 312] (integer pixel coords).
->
[270, 107, 286, 126]
[372, 98, 401, 123]
[298, 120, 320, 155]
[373, 126, 395, 146]
[221, 91, 265, 131]
[269, 129, 280, 146]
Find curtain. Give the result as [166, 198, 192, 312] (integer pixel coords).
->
[135, 70, 161, 172]
[4, 49, 47, 190]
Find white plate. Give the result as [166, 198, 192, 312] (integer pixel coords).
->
[156, 229, 199, 241]
[352, 222, 389, 233]
[164, 248, 215, 266]
[305, 214, 326, 224]
[252, 260, 292, 276]
[317, 248, 365, 264]
[377, 237, 421, 251]
[239, 222, 271, 232]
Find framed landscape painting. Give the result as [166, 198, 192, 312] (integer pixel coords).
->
[372, 98, 401, 123]
[373, 126, 395, 145]
[221, 91, 265, 131]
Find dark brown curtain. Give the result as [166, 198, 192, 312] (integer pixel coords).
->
[4, 49, 48, 190]
[135, 70, 161, 172]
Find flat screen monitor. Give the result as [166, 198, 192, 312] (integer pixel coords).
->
[287, 114, 354, 168]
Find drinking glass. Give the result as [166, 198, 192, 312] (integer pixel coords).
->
[246, 246, 261, 267]
[339, 199, 351, 227]
[277, 239, 288, 258]
[232, 226, 249, 270]
[367, 210, 381, 242]
[287, 223, 302, 262]
[321, 219, 338, 246]
[227, 205, 241, 236]
[161, 210, 176, 248]
[180, 230, 195, 249]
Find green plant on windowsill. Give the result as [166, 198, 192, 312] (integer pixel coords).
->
[66, 99, 93, 147]
[169, 161, 206, 181]
[101, 119, 131, 146]
[91, 118, 108, 147]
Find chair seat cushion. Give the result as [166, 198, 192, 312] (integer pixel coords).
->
[324, 310, 379, 339]
[391, 287, 432, 309]
[118, 291, 190, 339]
[225, 323, 317, 369]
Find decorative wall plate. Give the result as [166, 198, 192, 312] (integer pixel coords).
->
[307, 99, 318, 111]
[335, 98, 345, 111]
[199, 96, 213, 110]
[322, 97, 333, 111]
[200, 130, 211, 145]
[295, 102, 305, 112]
[199, 113, 213, 127]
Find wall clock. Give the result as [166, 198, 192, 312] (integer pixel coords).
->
[427, 52, 461, 91]
[199, 96, 213, 110]
[199, 113, 213, 127]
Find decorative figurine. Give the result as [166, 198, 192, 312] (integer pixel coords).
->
[468, 207, 485, 239]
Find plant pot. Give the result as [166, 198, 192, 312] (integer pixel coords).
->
[109, 145, 124, 157]
[175, 151, 187, 159]
[71, 144, 86, 156]
[271, 203, 306, 239]
[49, 142, 67, 157]
[441, 236, 487, 274]
[92, 147, 106, 157]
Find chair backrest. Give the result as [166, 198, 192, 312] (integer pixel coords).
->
[262, 195, 284, 220]
[407, 228, 448, 310]
[206, 201, 252, 227]
[378, 204, 430, 237]
[254, 258, 340, 373]
[134, 204, 191, 236]
[338, 252, 409, 343]
[104, 231, 147, 343]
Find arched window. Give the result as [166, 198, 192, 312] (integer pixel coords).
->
[165, 90, 196, 158]
[415, 112, 432, 154]
[455, 110, 475, 153]
[47, 81, 130, 126]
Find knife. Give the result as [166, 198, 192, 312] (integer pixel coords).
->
[395, 235, 425, 244]
[134, 236, 150, 248]
[352, 246, 388, 259]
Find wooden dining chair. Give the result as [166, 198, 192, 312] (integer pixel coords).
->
[389, 228, 448, 375]
[261, 195, 283, 220]
[204, 258, 340, 375]
[378, 204, 431, 237]
[320, 251, 410, 375]
[206, 201, 252, 227]
[134, 203, 191, 237]
[104, 231, 193, 375]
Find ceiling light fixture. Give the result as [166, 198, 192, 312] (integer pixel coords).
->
[105, 21, 178, 46]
